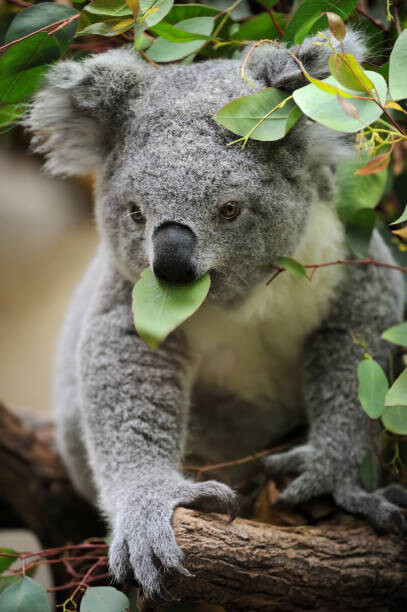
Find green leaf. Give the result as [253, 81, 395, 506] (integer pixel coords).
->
[385, 368, 407, 407]
[5, 3, 79, 55]
[0, 576, 20, 594]
[0, 550, 17, 574]
[77, 18, 134, 36]
[164, 4, 219, 25]
[149, 21, 217, 42]
[146, 16, 214, 62]
[134, 0, 174, 37]
[80, 586, 129, 612]
[382, 405, 407, 435]
[204, 0, 250, 21]
[389, 29, 407, 102]
[334, 156, 388, 222]
[126, 586, 139, 612]
[132, 268, 211, 349]
[0, 577, 50, 612]
[360, 450, 378, 491]
[85, 0, 132, 17]
[382, 322, 407, 347]
[328, 53, 374, 92]
[234, 12, 284, 41]
[0, 103, 25, 127]
[134, 32, 152, 50]
[0, 34, 51, 103]
[283, 0, 358, 44]
[346, 208, 375, 259]
[293, 71, 387, 133]
[213, 88, 299, 141]
[277, 256, 306, 278]
[390, 204, 407, 226]
[357, 359, 388, 419]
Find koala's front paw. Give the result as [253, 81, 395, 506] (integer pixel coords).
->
[263, 445, 407, 533]
[109, 479, 237, 600]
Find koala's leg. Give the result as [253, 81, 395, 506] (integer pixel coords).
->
[264, 234, 407, 532]
[78, 258, 237, 600]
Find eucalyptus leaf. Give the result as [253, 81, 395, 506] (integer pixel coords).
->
[346, 208, 375, 259]
[278, 256, 306, 278]
[390, 204, 407, 226]
[0, 576, 20, 595]
[0, 577, 50, 612]
[283, 0, 358, 44]
[357, 359, 388, 419]
[334, 156, 387, 222]
[382, 405, 407, 435]
[77, 18, 134, 36]
[84, 0, 132, 17]
[360, 450, 378, 491]
[134, 0, 174, 38]
[234, 12, 284, 41]
[328, 53, 374, 92]
[382, 322, 407, 347]
[214, 88, 299, 141]
[146, 16, 214, 62]
[80, 586, 129, 612]
[164, 4, 219, 25]
[0, 549, 17, 574]
[389, 29, 407, 102]
[0, 103, 25, 127]
[149, 21, 217, 42]
[0, 34, 51, 103]
[293, 71, 387, 133]
[385, 368, 407, 407]
[132, 268, 211, 349]
[5, 3, 79, 55]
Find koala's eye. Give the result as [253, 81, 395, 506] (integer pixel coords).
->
[128, 202, 145, 225]
[219, 201, 241, 222]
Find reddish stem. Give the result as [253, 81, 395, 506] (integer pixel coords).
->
[267, 258, 407, 285]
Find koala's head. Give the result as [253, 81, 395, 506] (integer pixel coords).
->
[25, 32, 365, 304]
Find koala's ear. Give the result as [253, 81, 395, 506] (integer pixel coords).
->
[245, 29, 367, 92]
[23, 48, 149, 177]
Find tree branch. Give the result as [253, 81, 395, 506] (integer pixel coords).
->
[1, 401, 407, 610]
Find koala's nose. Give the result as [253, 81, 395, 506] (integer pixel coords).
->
[152, 223, 197, 284]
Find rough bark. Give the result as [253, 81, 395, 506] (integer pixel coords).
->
[150, 508, 407, 611]
[1, 401, 407, 611]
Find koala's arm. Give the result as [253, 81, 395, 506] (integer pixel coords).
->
[79, 254, 236, 598]
[265, 233, 407, 530]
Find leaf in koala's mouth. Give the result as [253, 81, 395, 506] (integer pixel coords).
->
[132, 268, 211, 349]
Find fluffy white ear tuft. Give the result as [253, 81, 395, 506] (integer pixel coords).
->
[23, 48, 149, 177]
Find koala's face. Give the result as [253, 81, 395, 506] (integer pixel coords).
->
[27, 48, 339, 305]
[96, 64, 317, 304]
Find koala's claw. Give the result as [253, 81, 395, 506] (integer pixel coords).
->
[335, 484, 407, 536]
[155, 584, 180, 604]
[175, 565, 196, 579]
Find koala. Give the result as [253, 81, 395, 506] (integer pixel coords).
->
[25, 30, 407, 600]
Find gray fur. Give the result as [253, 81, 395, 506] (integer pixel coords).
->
[24, 31, 406, 599]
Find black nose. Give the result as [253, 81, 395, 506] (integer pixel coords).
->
[152, 223, 197, 284]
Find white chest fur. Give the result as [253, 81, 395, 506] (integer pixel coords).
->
[183, 202, 347, 415]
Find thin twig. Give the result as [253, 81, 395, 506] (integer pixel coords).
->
[267, 258, 407, 285]
[0, 14, 80, 54]
[356, 7, 388, 32]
